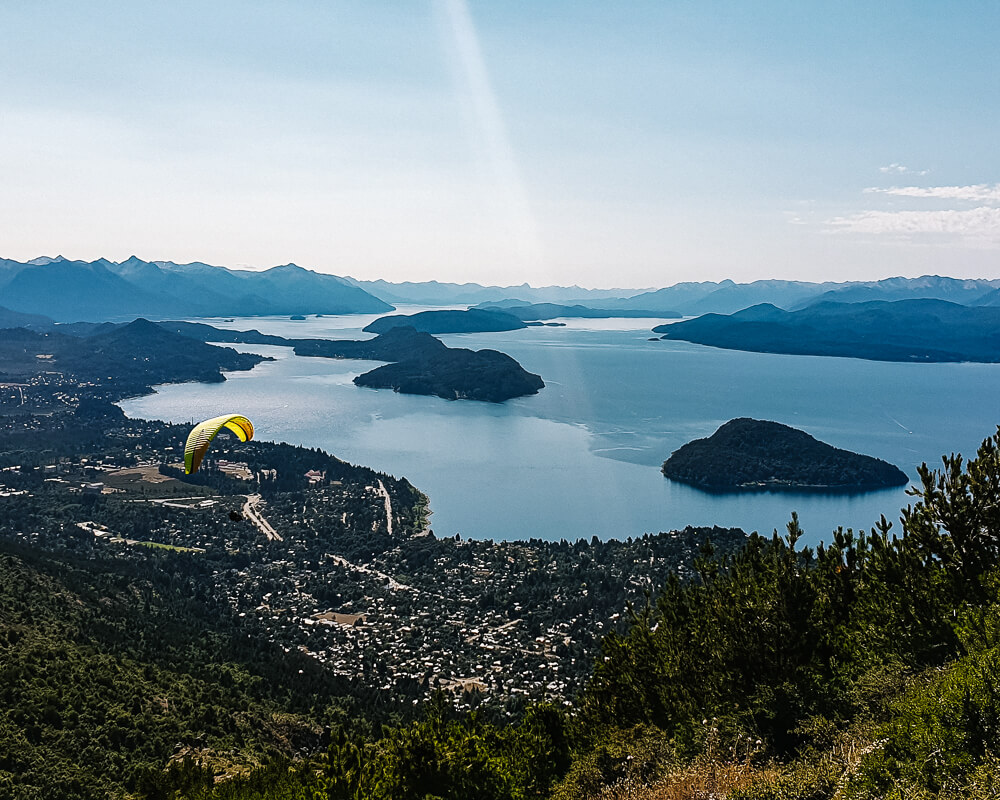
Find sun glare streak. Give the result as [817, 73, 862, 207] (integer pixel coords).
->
[435, 0, 547, 276]
[432, 1, 633, 509]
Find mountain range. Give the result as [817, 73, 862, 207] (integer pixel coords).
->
[342, 277, 643, 306]
[360, 275, 1000, 316]
[3, 255, 1000, 324]
[599, 276, 1000, 316]
[0, 256, 392, 322]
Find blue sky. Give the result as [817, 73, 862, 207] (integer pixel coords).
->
[1, 1, 998, 287]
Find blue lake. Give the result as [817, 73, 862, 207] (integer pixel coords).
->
[120, 311, 1000, 546]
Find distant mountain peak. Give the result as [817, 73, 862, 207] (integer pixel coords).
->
[96, 317, 161, 338]
[26, 255, 68, 265]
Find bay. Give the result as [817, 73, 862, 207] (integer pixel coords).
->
[120, 311, 1000, 546]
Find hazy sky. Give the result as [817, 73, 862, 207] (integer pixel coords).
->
[2, 1, 998, 287]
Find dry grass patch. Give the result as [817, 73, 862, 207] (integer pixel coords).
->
[594, 760, 781, 800]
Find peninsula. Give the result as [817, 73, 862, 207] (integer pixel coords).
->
[653, 299, 1000, 363]
[0, 318, 268, 402]
[163, 321, 545, 403]
[661, 418, 910, 490]
[363, 308, 526, 334]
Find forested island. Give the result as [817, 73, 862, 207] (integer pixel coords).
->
[653, 298, 1000, 362]
[661, 418, 909, 490]
[353, 344, 545, 401]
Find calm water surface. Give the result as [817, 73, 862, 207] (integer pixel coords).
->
[121, 311, 1000, 546]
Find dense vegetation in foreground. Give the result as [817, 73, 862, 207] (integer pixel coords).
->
[4, 425, 1000, 797]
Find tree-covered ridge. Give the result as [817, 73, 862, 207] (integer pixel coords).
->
[661, 417, 909, 490]
[653, 298, 1000, 363]
[0, 543, 414, 800]
[0, 319, 267, 403]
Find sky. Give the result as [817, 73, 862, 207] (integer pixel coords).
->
[1, 1, 999, 288]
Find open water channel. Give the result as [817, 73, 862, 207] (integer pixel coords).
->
[120, 310, 1000, 546]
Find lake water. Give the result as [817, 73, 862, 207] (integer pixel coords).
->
[120, 311, 1000, 546]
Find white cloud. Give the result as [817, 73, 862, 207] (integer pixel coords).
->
[828, 207, 1000, 238]
[878, 163, 929, 176]
[863, 183, 1000, 203]
[824, 179, 1000, 245]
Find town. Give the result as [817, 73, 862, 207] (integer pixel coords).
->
[0, 380, 745, 713]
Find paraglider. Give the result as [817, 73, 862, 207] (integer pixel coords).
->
[184, 414, 254, 474]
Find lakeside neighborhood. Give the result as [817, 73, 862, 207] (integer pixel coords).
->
[0, 407, 745, 714]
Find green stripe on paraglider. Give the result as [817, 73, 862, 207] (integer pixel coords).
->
[183, 414, 254, 474]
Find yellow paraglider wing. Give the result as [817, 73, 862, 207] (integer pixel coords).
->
[184, 414, 254, 474]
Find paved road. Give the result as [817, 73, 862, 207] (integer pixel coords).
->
[243, 493, 282, 541]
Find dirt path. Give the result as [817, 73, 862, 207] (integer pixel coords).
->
[375, 480, 393, 536]
[327, 553, 413, 592]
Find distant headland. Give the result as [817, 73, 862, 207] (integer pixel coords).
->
[363, 308, 526, 334]
[654, 299, 1000, 363]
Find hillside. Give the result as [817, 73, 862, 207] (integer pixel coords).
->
[0, 544, 384, 799]
[0, 306, 54, 329]
[660, 418, 909, 490]
[654, 298, 1000, 362]
[0, 319, 267, 399]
